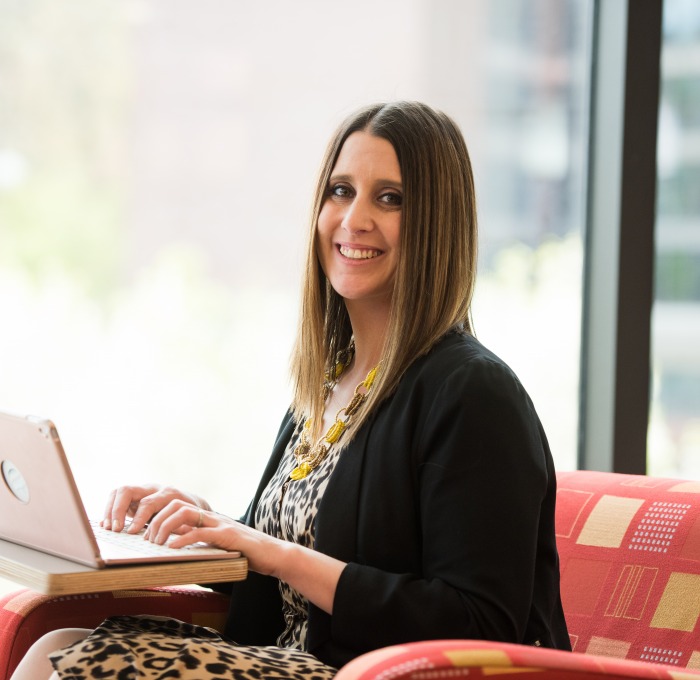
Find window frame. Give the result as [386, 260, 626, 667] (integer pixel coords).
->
[578, 0, 663, 473]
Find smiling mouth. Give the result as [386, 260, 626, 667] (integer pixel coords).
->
[338, 245, 382, 260]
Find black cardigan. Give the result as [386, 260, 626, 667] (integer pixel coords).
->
[222, 332, 570, 668]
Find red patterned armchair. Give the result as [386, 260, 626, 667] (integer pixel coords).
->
[3, 470, 700, 680]
[336, 470, 700, 679]
[0, 586, 231, 678]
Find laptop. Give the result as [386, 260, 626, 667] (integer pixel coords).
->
[0, 410, 241, 568]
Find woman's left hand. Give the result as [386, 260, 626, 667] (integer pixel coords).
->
[143, 499, 346, 614]
[143, 499, 282, 576]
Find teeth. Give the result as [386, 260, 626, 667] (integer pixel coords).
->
[339, 246, 381, 260]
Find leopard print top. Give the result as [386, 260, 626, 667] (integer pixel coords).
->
[254, 421, 345, 650]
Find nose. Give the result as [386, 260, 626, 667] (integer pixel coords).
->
[341, 195, 374, 234]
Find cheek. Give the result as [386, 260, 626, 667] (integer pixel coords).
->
[317, 204, 335, 238]
[316, 205, 340, 255]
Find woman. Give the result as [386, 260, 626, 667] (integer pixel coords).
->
[11, 101, 570, 680]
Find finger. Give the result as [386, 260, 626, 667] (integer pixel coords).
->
[101, 488, 117, 529]
[129, 487, 195, 534]
[126, 494, 167, 534]
[167, 513, 204, 536]
[169, 523, 199, 536]
[168, 524, 241, 553]
[143, 499, 183, 542]
[168, 527, 213, 549]
[108, 487, 144, 532]
[147, 503, 204, 545]
[110, 485, 160, 533]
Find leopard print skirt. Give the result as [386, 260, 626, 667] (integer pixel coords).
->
[49, 615, 337, 679]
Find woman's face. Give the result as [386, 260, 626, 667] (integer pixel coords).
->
[317, 131, 402, 311]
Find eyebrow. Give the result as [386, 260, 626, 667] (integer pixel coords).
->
[329, 173, 403, 190]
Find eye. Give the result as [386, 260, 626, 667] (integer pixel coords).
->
[327, 183, 354, 199]
[378, 191, 402, 208]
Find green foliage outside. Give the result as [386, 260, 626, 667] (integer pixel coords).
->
[0, 0, 128, 299]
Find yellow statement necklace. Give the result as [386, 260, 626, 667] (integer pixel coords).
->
[290, 349, 381, 481]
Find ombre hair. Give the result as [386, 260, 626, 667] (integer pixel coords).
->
[290, 101, 478, 437]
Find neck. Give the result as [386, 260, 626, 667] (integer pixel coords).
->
[344, 299, 391, 376]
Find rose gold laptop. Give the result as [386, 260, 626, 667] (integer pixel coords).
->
[0, 411, 240, 567]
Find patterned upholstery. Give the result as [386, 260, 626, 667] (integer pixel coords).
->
[557, 470, 700, 667]
[333, 639, 700, 680]
[0, 586, 229, 679]
[4, 471, 700, 680]
[335, 471, 700, 679]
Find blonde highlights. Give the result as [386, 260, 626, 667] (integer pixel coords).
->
[290, 101, 478, 437]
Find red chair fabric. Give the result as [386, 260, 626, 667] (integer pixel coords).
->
[334, 639, 700, 680]
[0, 586, 229, 680]
[557, 470, 700, 667]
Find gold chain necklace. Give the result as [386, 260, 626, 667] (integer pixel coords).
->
[290, 349, 381, 481]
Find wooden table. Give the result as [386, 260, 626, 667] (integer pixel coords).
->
[0, 539, 247, 596]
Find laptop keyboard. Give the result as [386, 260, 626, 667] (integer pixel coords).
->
[90, 521, 231, 559]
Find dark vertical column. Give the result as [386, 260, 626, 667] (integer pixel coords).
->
[579, 0, 662, 473]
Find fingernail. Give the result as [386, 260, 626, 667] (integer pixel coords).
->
[103, 519, 111, 530]
[113, 519, 121, 532]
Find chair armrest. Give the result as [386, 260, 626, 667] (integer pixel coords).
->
[0, 586, 230, 680]
[334, 640, 700, 680]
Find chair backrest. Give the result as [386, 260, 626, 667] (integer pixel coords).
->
[556, 470, 700, 669]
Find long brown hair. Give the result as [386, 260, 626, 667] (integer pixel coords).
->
[290, 101, 478, 437]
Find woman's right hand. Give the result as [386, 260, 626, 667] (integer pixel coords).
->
[102, 485, 211, 534]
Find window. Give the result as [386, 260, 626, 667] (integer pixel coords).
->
[0, 0, 591, 527]
[649, 0, 700, 477]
